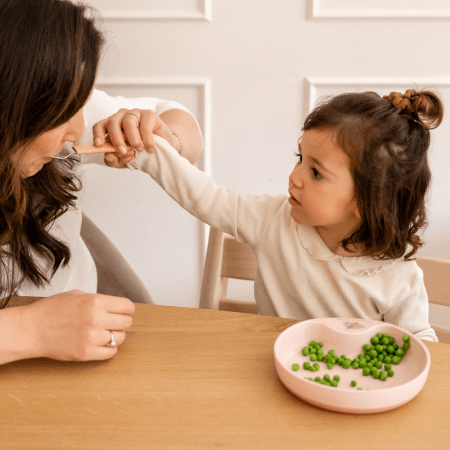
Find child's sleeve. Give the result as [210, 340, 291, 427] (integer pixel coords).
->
[383, 279, 438, 342]
[128, 135, 286, 248]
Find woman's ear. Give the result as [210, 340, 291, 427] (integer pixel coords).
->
[354, 206, 361, 220]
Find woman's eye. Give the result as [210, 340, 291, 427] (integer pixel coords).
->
[295, 152, 302, 164]
[312, 168, 323, 180]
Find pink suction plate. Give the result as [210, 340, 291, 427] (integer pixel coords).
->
[274, 318, 431, 414]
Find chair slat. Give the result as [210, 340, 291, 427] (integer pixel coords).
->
[416, 257, 450, 308]
[221, 234, 257, 280]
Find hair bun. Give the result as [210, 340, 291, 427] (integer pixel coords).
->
[383, 88, 444, 130]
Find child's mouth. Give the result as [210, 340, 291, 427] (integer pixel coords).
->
[289, 196, 300, 206]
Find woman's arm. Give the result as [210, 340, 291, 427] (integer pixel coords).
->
[159, 108, 203, 165]
[0, 291, 135, 366]
[92, 107, 203, 168]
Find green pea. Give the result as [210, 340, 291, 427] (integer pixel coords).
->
[396, 348, 405, 357]
[375, 361, 382, 369]
[363, 344, 372, 352]
[369, 349, 378, 358]
[359, 360, 367, 368]
[301, 347, 310, 356]
[352, 361, 360, 369]
[392, 356, 400, 365]
[375, 344, 384, 353]
[371, 336, 379, 345]
[319, 380, 326, 385]
[340, 354, 347, 360]
[317, 342, 323, 347]
[303, 362, 311, 370]
[381, 337, 390, 345]
[342, 360, 351, 369]
[389, 337, 395, 344]
[384, 363, 391, 370]
[310, 354, 317, 362]
[372, 370, 380, 379]
[362, 367, 371, 376]
[387, 369, 394, 377]
[377, 354, 384, 362]
[337, 357, 344, 365]
[357, 388, 363, 390]
[317, 352, 324, 361]
[292, 363, 300, 371]
[384, 356, 392, 364]
[309, 341, 317, 347]
[323, 374, 330, 381]
[380, 371, 388, 381]
[328, 349, 335, 355]
[367, 362, 373, 368]
[313, 362, 320, 369]
[327, 362, 333, 370]
[387, 345, 395, 354]
[393, 343, 399, 350]
[377, 333, 383, 339]
[333, 375, 340, 382]
[330, 380, 338, 387]
[351, 381, 357, 387]
[310, 348, 317, 354]
[403, 342, 410, 350]
[403, 335, 409, 342]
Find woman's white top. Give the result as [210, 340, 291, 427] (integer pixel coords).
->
[128, 135, 438, 342]
[10, 89, 194, 299]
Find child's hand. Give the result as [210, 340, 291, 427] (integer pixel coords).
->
[92, 109, 179, 168]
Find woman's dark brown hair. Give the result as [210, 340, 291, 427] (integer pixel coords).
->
[0, 0, 104, 305]
[302, 87, 444, 260]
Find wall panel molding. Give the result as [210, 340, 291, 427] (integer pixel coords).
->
[310, 0, 450, 19]
[305, 77, 450, 118]
[96, 76, 212, 266]
[98, 0, 212, 21]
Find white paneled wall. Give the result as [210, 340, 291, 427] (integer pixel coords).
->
[80, 1, 450, 326]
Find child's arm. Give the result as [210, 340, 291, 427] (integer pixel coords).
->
[383, 281, 438, 342]
[127, 135, 286, 248]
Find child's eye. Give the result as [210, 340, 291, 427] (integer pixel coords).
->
[295, 152, 302, 164]
[312, 168, 323, 180]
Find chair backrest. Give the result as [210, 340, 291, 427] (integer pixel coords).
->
[199, 228, 257, 313]
[199, 227, 450, 343]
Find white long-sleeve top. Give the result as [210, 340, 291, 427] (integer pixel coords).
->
[129, 135, 438, 342]
[7, 89, 194, 299]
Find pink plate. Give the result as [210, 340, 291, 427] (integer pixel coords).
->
[274, 318, 430, 414]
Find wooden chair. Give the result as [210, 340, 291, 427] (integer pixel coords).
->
[199, 227, 450, 344]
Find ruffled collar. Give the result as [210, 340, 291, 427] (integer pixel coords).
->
[296, 224, 395, 276]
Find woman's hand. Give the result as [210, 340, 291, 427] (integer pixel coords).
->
[24, 290, 135, 361]
[92, 108, 180, 168]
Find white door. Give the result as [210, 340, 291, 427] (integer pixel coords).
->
[80, 0, 450, 327]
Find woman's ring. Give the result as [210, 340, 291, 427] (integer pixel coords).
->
[108, 331, 116, 347]
[125, 112, 140, 127]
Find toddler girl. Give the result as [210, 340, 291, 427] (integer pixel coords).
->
[114, 88, 443, 341]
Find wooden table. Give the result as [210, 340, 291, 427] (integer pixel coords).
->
[1, 304, 449, 450]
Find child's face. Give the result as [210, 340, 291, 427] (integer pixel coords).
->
[288, 129, 360, 233]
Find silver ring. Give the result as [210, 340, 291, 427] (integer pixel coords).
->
[109, 331, 116, 347]
[125, 112, 140, 127]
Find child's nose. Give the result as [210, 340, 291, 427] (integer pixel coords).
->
[289, 166, 303, 189]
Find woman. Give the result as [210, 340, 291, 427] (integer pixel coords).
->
[0, 0, 203, 365]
